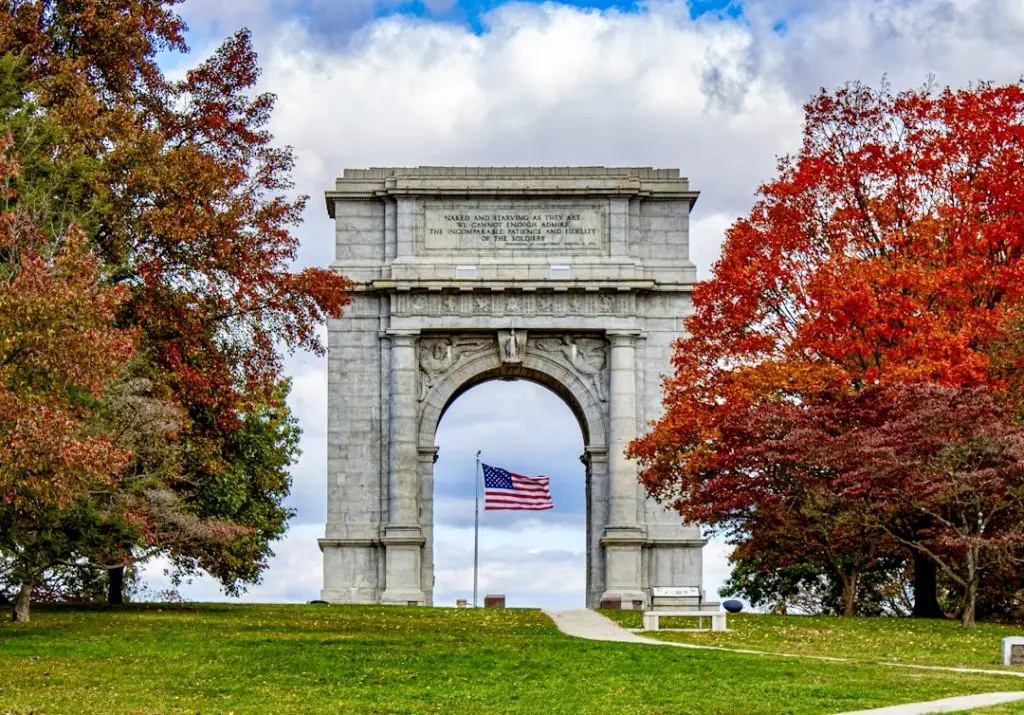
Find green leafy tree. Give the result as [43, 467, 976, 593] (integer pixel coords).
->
[0, 134, 138, 621]
[0, 0, 352, 604]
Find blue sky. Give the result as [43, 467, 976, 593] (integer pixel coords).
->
[370, 0, 739, 27]
[172, 0, 745, 60]
[145, 0, 1024, 609]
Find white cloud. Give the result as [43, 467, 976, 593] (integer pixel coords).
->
[139, 523, 326, 603]
[280, 353, 329, 524]
[433, 523, 587, 609]
[160, 0, 1024, 608]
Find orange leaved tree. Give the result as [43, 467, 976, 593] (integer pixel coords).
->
[630, 80, 1024, 623]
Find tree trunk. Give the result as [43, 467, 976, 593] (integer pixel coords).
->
[962, 578, 978, 628]
[911, 551, 944, 619]
[961, 548, 979, 629]
[12, 582, 32, 623]
[840, 570, 858, 617]
[107, 566, 125, 606]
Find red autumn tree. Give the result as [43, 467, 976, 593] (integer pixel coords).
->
[706, 401, 892, 616]
[837, 385, 1024, 628]
[712, 384, 1024, 624]
[0, 1, 352, 600]
[630, 80, 1024, 621]
[0, 135, 137, 621]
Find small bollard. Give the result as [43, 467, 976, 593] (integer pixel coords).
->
[456, 599, 467, 609]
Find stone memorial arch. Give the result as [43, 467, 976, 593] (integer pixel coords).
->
[319, 167, 707, 609]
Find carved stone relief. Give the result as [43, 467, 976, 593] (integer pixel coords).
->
[416, 331, 608, 404]
[394, 291, 633, 317]
[498, 329, 527, 364]
[417, 335, 495, 401]
[532, 334, 608, 402]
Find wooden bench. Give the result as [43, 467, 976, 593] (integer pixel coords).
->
[643, 587, 727, 632]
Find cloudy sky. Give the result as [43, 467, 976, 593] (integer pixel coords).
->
[143, 0, 1024, 608]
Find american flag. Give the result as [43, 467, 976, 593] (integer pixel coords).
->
[482, 463, 554, 511]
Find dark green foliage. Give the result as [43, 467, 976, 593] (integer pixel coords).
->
[0, 52, 104, 246]
[168, 381, 300, 592]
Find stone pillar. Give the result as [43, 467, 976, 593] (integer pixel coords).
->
[381, 331, 426, 605]
[418, 445, 439, 606]
[601, 331, 647, 609]
[583, 446, 609, 608]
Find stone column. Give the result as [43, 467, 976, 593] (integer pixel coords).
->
[418, 445, 439, 606]
[381, 331, 426, 605]
[583, 446, 609, 608]
[600, 331, 647, 609]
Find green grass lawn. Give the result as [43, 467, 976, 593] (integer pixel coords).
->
[1, 604, 1022, 714]
[602, 610, 1024, 671]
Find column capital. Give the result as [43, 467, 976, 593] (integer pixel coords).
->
[386, 329, 420, 345]
[606, 330, 641, 346]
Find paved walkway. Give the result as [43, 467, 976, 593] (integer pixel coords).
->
[836, 692, 1024, 714]
[543, 609, 653, 644]
[542, 609, 1024, 715]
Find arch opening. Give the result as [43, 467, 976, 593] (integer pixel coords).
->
[435, 365, 592, 446]
[431, 378, 587, 609]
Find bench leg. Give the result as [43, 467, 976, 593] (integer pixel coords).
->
[643, 613, 658, 631]
[712, 614, 726, 632]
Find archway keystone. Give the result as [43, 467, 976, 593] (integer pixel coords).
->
[319, 167, 707, 609]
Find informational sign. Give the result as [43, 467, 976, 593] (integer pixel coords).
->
[652, 586, 701, 598]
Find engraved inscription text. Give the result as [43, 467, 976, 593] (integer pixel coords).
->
[424, 207, 605, 251]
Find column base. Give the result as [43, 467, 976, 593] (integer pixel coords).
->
[381, 525, 427, 606]
[601, 526, 647, 610]
[599, 589, 648, 610]
[320, 587, 379, 604]
[319, 537, 381, 604]
[380, 589, 427, 606]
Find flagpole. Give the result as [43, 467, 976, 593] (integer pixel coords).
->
[473, 450, 481, 608]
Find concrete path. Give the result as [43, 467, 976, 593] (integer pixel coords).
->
[543, 609, 653, 644]
[834, 692, 1024, 714]
[542, 609, 1024, 715]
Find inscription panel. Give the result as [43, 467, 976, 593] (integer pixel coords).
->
[421, 200, 608, 254]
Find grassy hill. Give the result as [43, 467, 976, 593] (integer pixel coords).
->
[1, 604, 1022, 714]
